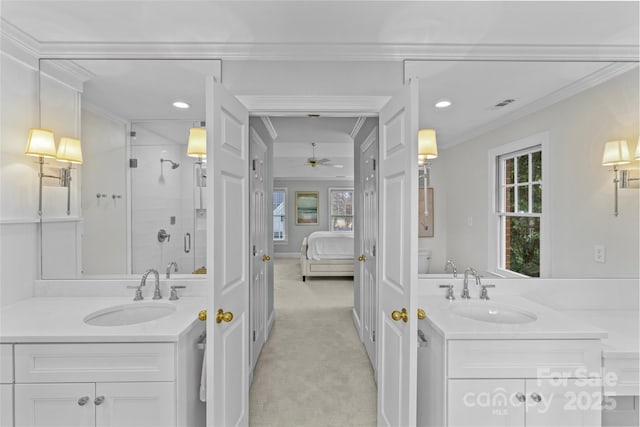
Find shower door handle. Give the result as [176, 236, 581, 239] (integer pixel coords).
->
[184, 232, 191, 253]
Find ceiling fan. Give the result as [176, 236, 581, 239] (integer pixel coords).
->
[305, 142, 344, 168]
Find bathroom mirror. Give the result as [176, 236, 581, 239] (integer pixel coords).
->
[39, 59, 217, 278]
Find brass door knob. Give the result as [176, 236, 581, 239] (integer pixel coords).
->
[198, 310, 207, 321]
[262, 255, 271, 262]
[358, 255, 366, 262]
[417, 308, 426, 320]
[216, 309, 234, 324]
[391, 308, 408, 323]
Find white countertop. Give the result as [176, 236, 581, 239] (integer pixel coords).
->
[558, 309, 639, 359]
[420, 295, 608, 340]
[0, 297, 206, 343]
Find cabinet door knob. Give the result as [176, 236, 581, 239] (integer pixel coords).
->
[391, 308, 408, 323]
[515, 392, 526, 402]
[417, 308, 426, 320]
[94, 396, 105, 405]
[358, 255, 366, 262]
[530, 392, 542, 403]
[216, 309, 234, 324]
[77, 396, 90, 406]
[198, 310, 207, 321]
[262, 255, 271, 262]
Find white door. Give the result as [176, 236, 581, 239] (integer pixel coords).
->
[14, 383, 96, 427]
[95, 382, 175, 427]
[377, 80, 419, 427]
[249, 127, 269, 372]
[206, 77, 250, 427]
[360, 127, 378, 372]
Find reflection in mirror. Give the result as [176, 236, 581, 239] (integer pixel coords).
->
[130, 120, 207, 275]
[39, 59, 216, 279]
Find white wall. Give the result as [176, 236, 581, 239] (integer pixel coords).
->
[0, 52, 40, 305]
[80, 108, 128, 275]
[273, 179, 354, 255]
[443, 68, 639, 278]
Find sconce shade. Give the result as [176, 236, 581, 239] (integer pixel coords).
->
[56, 137, 83, 164]
[635, 138, 640, 161]
[187, 127, 207, 158]
[25, 128, 57, 158]
[418, 129, 438, 161]
[602, 140, 631, 166]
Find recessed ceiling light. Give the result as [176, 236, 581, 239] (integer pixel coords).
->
[172, 101, 191, 109]
[435, 100, 452, 109]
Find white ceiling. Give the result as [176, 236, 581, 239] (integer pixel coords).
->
[3, 1, 639, 180]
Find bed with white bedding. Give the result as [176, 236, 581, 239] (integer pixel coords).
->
[300, 231, 355, 281]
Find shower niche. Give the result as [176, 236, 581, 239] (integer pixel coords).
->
[130, 121, 207, 275]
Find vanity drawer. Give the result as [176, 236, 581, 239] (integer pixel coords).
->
[448, 339, 601, 379]
[0, 344, 12, 383]
[15, 343, 175, 383]
[604, 357, 639, 396]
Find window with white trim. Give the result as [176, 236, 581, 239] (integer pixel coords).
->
[497, 146, 542, 277]
[328, 188, 353, 232]
[273, 189, 286, 241]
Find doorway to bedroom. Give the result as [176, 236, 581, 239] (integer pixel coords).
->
[249, 115, 378, 425]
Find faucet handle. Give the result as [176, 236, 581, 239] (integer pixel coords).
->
[480, 284, 495, 300]
[438, 284, 456, 301]
[127, 288, 143, 301]
[169, 285, 186, 301]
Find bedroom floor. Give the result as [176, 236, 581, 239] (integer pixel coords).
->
[249, 258, 377, 427]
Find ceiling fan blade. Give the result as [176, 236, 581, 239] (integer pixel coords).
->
[331, 164, 344, 168]
[315, 158, 331, 164]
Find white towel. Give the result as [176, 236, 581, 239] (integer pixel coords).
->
[199, 346, 206, 402]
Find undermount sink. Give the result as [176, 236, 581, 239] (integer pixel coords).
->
[84, 302, 176, 326]
[449, 301, 537, 324]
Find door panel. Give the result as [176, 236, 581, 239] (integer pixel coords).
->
[448, 379, 525, 426]
[96, 382, 175, 427]
[377, 80, 419, 427]
[526, 378, 602, 427]
[360, 127, 378, 371]
[250, 128, 268, 372]
[14, 383, 95, 427]
[206, 77, 250, 427]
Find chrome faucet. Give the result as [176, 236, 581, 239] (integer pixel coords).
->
[166, 261, 178, 279]
[462, 267, 478, 299]
[141, 269, 161, 300]
[444, 260, 457, 278]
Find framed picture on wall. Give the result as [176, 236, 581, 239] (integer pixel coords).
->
[418, 187, 434, 237]
[296, 191, 319, 225]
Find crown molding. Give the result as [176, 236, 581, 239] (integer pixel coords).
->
[259, 116, 278, 140]
[19, 40, 640, 62]
[349, 117, 367, 139]
[444, 62, 639, 149]
[238, 95, 388, 116]
[0, 19, 41, 69]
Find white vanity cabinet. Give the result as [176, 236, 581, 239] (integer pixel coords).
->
[1, 344, 14, 427]
[418, 321, 603, 427]
[13, 343, 176, 427]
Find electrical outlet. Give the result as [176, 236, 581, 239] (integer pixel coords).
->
[594, 245, 606, 263]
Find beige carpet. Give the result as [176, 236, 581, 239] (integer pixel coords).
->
[249, 258, 377, 427]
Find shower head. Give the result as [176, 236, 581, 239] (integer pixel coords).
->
[161, 158, 180, 169]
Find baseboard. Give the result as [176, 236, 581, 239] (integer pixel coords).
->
[352, 307, 362, 341]
[274, 252, 300, 259]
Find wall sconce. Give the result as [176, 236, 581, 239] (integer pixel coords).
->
[187, 126, 207, 162]
[418, 129, 438, 216]
[25, 129, 83, 216]
[187, 125, 207, 211]
[24, 128, 57, 216]
[56, 137, 83, 215]
[601, 139, 638, 216]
